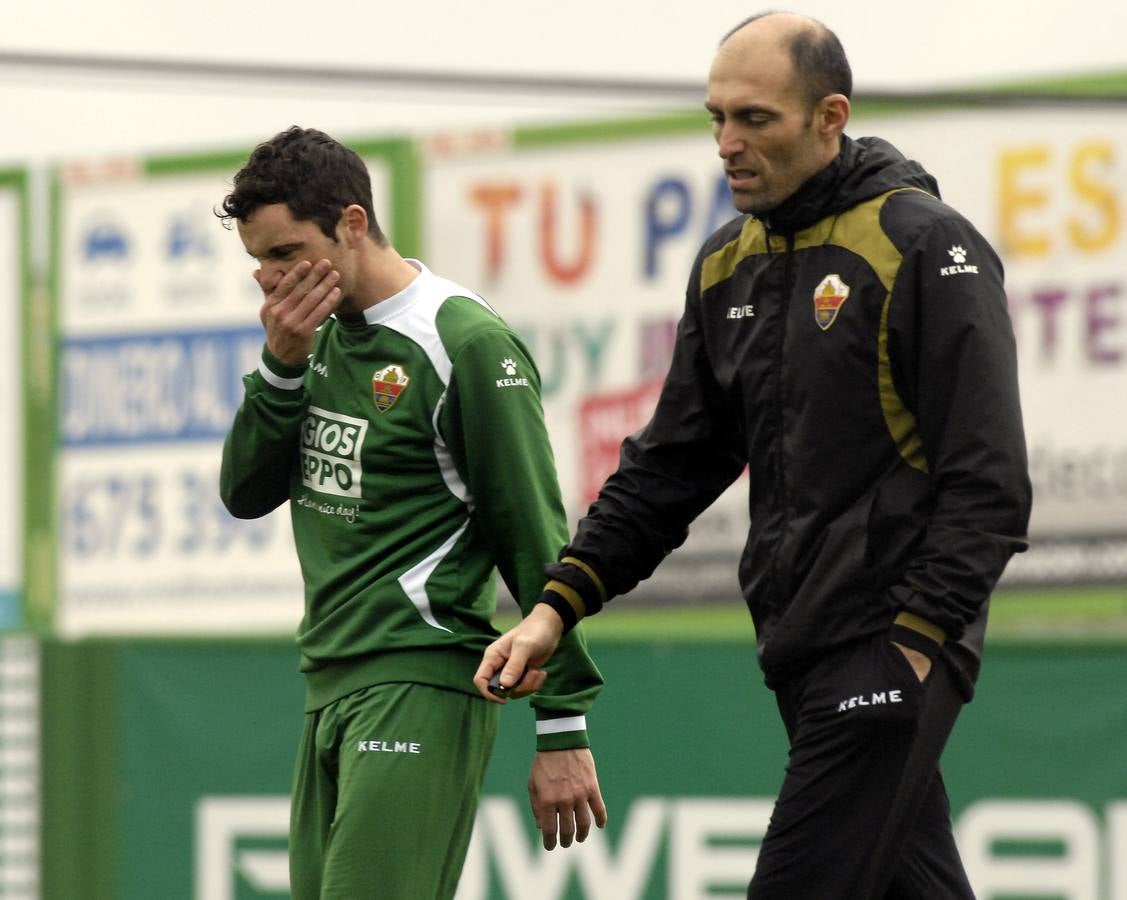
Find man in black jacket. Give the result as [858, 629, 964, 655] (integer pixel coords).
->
[476, 11, 1032, 898]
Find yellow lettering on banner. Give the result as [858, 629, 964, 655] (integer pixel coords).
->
[998, 146, 1051, 258]
[1068, 140, 1119, 254]
[999, 141, 1122, 260]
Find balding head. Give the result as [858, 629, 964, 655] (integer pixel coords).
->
[721, 11, 852, 109]
[705, 10, 851, 214]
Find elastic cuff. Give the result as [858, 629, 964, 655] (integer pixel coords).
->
[891, 611, 946, 661]
[559, 557, 607, 605]
[546, 580, 585, 624]
[544, 558, 606, 617]
[536, 715, 588, 735]
[536, 730, 591, 752]
[258, 344, 308, 390]
[535, 716, 590, 752]
[537, 588, 579, 634]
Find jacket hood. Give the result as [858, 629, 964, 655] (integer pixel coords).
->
[760, 135, 940, 233]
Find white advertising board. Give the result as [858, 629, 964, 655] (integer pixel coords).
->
[55, 152, 398, 636]
[0, 174, 25, 628]
[423, 107, 1127, 595]
[423, 125, 749, 599]
[866, 106, 1127, 540]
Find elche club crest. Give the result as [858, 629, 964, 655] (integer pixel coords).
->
[813, 274, 850, 331]
[372, 364, 409, 413]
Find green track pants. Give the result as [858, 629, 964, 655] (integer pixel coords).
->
[289, 682, 500, 899]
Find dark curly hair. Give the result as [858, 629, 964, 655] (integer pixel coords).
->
[219, 126, 386, 243]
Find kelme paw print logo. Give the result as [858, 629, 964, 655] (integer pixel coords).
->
[500, 358, 518, 376]
[940, 244, 979, 278]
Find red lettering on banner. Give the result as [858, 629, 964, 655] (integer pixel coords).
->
[578, 380, 664, 505]
[468, 180, 599, 285]
[539, 183, 598, 285]
[469, 183, 523, 279]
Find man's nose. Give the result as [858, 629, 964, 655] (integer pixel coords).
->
[716, 123, 744, 159]
[254, 266, 285, 294]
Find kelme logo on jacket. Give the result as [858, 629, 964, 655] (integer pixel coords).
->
[372, 364, 410, 413]
[496, 357, 530, 389]
[940, 245, 979, 277]
[813, 274, 851, 331]
[300, 406, 368, 498]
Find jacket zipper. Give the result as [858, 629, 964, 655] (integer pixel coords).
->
[769, 231, 795, 604]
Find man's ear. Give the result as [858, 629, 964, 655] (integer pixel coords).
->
[340, 204, 370, 244]
[818, 93, 851, 139]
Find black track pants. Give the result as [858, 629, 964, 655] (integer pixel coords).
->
[748, 634, 976, 899]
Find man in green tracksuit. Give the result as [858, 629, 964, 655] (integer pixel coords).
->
[218, 126, 605, 899]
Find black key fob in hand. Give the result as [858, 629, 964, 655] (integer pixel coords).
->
[488, 670, 523, 698]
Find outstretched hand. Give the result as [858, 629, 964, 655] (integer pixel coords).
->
[473, 604, 566, 703]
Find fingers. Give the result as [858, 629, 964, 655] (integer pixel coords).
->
[533, 793, 603, 850]
[494, 647, 533, 695]
[533, 795, 561, 851]
[260, 260, 337, 315]
[506, 667, 547, 699]
[590, 786, 609, 831]
[473, 636, 536, 703]
[265, 259, 313, 302]
[572, 779, 609, 841]
[568, 780, 609, 846]
[258, 259, 342, 365]
[528, 749, 607, 852]
[474, 607, 567, 701]
[528, 780, 566, 850]
[274, 260, 340, 320]
[569, 801, 588, 846]
[558, 806, 577, 850]
[473, 641, 512, 702]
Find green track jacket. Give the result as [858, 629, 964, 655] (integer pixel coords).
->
[221, 260, 602, 750]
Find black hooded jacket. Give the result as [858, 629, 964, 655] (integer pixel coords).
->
[561, 135, 1032, 687]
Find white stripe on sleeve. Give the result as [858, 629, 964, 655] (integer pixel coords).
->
[535, 716, 587, 735]
[258, 359, 305, 390]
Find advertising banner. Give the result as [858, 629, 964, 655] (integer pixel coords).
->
[421, 106, 1127, 595]
[0, 170, 28, 629]
[39, 637, 1127, 899]
[0, 638, 39, 899]
[851, 105, 1127, 583]
[45, 103, 1127, 634]
[855, 107, 1127, 543]
[52, 142, 416, 636]
[422, 119, 751, 602]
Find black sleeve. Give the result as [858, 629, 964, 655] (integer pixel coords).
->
[885, 215, 1033, 637]
[564, 258, 748, 601]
